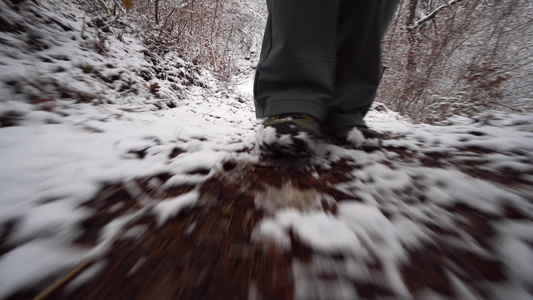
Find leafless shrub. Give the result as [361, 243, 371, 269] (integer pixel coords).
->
[88, 0, 265, 80]
[379, 0, 533, 123]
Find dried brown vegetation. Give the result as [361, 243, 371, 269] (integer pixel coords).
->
[379, 0, 533, 122]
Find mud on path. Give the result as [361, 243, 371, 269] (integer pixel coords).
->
[7, 135, 533, 300]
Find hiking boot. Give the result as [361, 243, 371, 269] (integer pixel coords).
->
[331, 126, 383, 151]
[258, 113, 320, 156]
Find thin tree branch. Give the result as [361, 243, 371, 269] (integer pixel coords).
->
[488, 101, 523, 112]
[409, 0, 467, 31]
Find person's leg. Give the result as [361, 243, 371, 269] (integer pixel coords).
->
[254, 0, 339, 123]
[324, 0, 399, 132]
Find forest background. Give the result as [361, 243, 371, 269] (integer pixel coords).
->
[83, 0, 533, 122]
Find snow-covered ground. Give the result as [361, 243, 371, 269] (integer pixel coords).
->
[1, 1, 533, 299]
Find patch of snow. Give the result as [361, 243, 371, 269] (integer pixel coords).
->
[0, 240, 86, 299]
[272, 210, 362, 254]
[65, 261, 107, 291]
[409, 168, 523, 213]
[152, 191, 199, 226]
[345, 128, 365, 144]
[447, 271, 480, 300]
[127, 257, 147, 277]
[255, 182, 321, 214]
[121, 225, 148, 241]
[7, 200, 87, 245]
[497, 237, 533, 286]
[251, 219, 291, 251]
[293, 260, 358, 300]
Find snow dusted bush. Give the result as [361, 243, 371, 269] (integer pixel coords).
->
[378, 0, 533, 123]
[0, 0, 232, 109]
[88, 0, 265, 78]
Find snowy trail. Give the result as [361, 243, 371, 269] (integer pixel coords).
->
[1, 84, 532, 299]
[1, 0, 533, 298]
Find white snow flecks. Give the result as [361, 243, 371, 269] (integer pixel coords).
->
[290, 212, 362, 253]
[497, 237, 533, 286]
[121, 225, 149, 241]
[256, 126, 279, 145]
[168, 151, 229, 174]
[293, 271, 358, 300]
[7, 200, 87, 245]
[126, 257, 147, 277]
[495, 220, 533, 289]
[252, 201, 427, 298]
[345, 128, 365, 144]
[152, 191, 199, 226]
[254, 209, 361, 254]
[353, 163, 412, 191]
[64, 261, 107, 292]
[407, 168, 523, 213]
[337, 203, 408, 259]
[251, 105, 533, 299]
[251, 219, 291, 251]
[0, 240, 87, 298]
[255, 182, 322, 214]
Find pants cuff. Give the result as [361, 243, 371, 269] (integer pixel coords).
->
[323, 111, 367, 132]
[255, 100, 326, 122]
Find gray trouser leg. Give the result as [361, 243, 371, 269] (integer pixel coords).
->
[325, 0, 399, 131]
[254, 0, 338, 122]
[254, 0, 399, 131]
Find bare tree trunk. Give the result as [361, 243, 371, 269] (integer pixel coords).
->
[210, 0, 219, 42]
[397, 0, 420, 112]
[155, 0, 160, 25]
